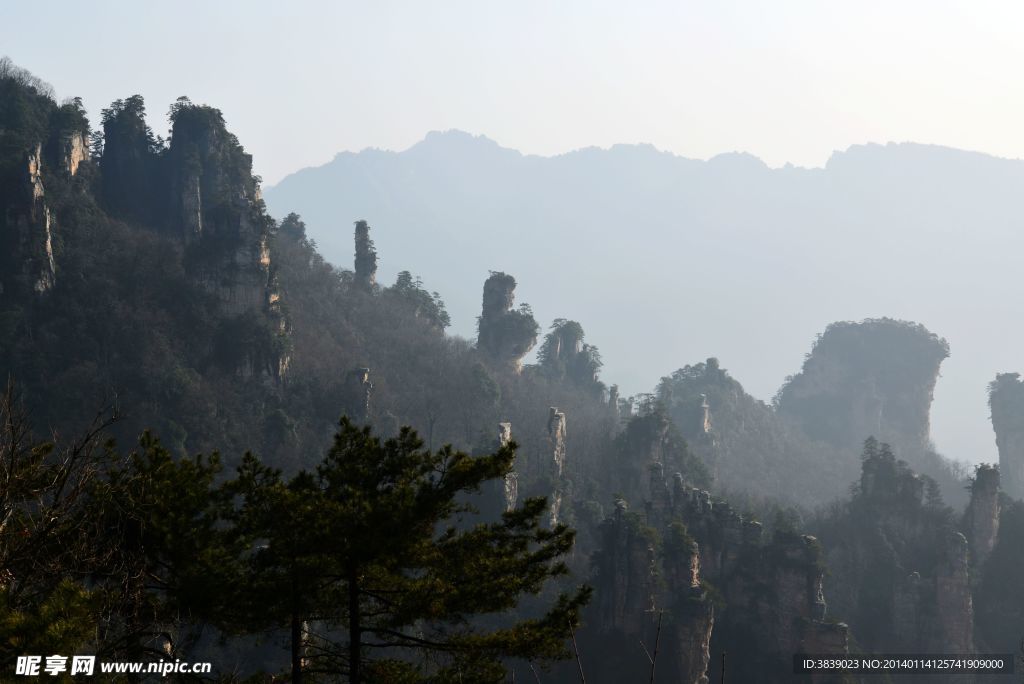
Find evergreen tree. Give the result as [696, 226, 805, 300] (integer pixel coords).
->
[233, 418, 590, 683]
[86, 432, 240, 661]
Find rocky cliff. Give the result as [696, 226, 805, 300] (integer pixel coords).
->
[167, 102, 278, 320]
[0, 68, 90, 298]
[476, 272, 539, 371]
[590, 470, 848, 683]
[546, 407, 567, 527]
[590, 500, 714, 684]
[537, 319, 603, 392]
[776, 318, 948, 461]
[587, 403, 845, 683]
[989, 373, 1024, 500]
[2, 143, 55, 295]
[668, 480, 848, 682]
[92, 96, 290, 381]
[963, 464, 1000, 567]
[498, 421, 518, 511]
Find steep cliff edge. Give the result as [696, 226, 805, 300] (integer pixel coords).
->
[2, 142, 55, 295]
[95, 95, 288, 380]
[168, 101, 277, 315]
[988, 372, 1024, 500]
[0, 64, 304, 460]
[476, 271, 539, 371]
[776, 318, 948, 461]
[537, 319, 604, 395]
[588, 501, 715, 684]
[963, 463, 1000, 567]
[0, 62, 89, 297]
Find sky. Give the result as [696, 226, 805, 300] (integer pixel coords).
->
[4, 1, 1024, 185]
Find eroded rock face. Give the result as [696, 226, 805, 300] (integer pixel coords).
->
[547, 407, 567, 527]
[932, 531, 974, 653]
[163, 103, 289, 381]
[3, 143, 55, 295]
[476, 272, 538, 371]
[594, 501, 657, 636]
[59, 131, 89, 177]
[776, 318, 948, 460]
[887, 533, 975, 656]
[989, 373, 1024, 500]
[538, 319, 602, 388]
[964, 464, 1000, 567]
[24, 143, 54, 293]
[669, 597, 714, 684]
[592, 455, 845, 683]
[345, 368, 372, 422]
[593, 504, 715, 683]
[498, 422, 517, 512]
[1, 85, 88, 298]
[168, 106, 273, 311]
[671, 479, 847, 668]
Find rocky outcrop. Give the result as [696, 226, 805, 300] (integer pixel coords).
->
[989, 373, 1024, 500]
[167, 103, 274, 313]
[476, 272, 538, 371]
[607, 385, 621, 424]
[932, 531, 974, 653]
[0, 77, 87, 299]
[345, 368, 372, 422]
[498, 421, 517, 511]
[667, 591, 714, 684]
[547, 407, 567, 527]
[594, 500, 657, 635]
[592, 501, 714, 684]
[592, 459, 846, 683]
[161, 101, 289, 381]
[353, 220, 377, 290]
[59, 130, 89, 177]
[2, 143, 55, 295]
[267, 278, 291, 381]
[891, 531, 975, 654]
[97, 98, 288, 380]
[669, 479, 847, 676]
[662, 523, 715, 684]
[21, 144, 54, 293]
[963, 464, 1000, 567]
[776, 318, 948, 461]
[537, 319, 602, 388]
[609, 407, 711, 533]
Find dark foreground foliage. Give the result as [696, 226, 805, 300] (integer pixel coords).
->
[0, 385, 588, 682]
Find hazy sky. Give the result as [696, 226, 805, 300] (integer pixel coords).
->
[4, 1, 1024, 184]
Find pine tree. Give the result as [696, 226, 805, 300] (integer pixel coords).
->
[233, 418, 590, 683]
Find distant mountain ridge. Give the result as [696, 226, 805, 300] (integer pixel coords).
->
[266, 131, 1024, 465]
